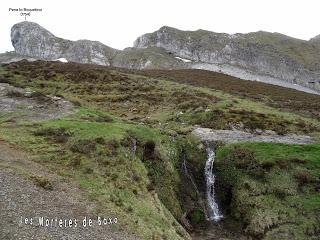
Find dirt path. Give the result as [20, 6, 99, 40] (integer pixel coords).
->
[0, 140, 139, 240]
[0, 83, 75, 121]
[192, 128, 316, 144]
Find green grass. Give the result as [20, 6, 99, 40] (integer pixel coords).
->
[0, 107, 189, 239]
[1, 61, 320, 239]
[1, 61, 319, 137]
[215, 142, 320, 239]
[235, 142, 320, 168]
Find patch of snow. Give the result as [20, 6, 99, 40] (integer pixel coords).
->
[175, 56, 192, 63]
[54, 58, 68, 63]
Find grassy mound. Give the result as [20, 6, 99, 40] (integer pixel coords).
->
[215, 142, 320, 239]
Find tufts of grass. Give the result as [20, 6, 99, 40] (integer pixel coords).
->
[1, 61, 319, 136]
[29, 174, 53, 190]
[0, 107, 190, 239]
[34, 127, 72, 143]
[215, 142, 320, 239]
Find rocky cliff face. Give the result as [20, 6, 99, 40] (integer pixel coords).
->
[7, 21, 320, 93]
[10, 22, 184, 69]
[11, 22, 118, 66]
[134, 26, 320, 91]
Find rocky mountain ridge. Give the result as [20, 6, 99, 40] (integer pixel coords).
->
[4, 21, 320, 93]
[9, 21, 185, 69]
[135, 26, 320, 92]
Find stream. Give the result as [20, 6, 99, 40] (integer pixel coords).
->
[204, 143, 223, 221]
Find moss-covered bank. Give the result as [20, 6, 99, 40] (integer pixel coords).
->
[215, 142, 320, 239]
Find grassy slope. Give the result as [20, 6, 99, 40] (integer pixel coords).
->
[112, 46, 186, 69]
[0, 107, 189, 239]
[245, 31, 320, 71]
[215, 143, 320, 239]
[1, 61, 319, 135]
[131, 69, 320, 120]
[0, 60, 319, 239]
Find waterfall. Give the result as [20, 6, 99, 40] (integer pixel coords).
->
[205, 143, 223, 221]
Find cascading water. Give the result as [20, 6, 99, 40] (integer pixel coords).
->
[204, 143, 223, 221]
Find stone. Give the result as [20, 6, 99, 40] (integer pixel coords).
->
[11, 21, 118, 66]
[134, 26, 320, 92]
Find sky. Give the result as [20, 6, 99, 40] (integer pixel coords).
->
[1, 0, 320, 53]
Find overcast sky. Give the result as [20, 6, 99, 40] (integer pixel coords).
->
[1, 0, 319, 53]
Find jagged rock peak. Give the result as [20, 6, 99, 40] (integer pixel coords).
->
[11, 21, 66, 59]
[10, 21, 120, 66]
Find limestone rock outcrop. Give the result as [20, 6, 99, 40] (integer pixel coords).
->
[6, 21, 320, 93]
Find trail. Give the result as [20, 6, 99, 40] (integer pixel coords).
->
[0, 140, 139, 240]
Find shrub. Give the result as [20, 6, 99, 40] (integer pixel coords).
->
[147, 181, 156, 192]
[143, 140, 156, 160]
[187, 209, 205, 225]
[232, 147, 257, 170]
[294, 171, 314, 185]
[70, 99, 81, 107]
[30, 175, 53, 190]
[80, 114, 113, 123]
[6, 89, 24, 98]
[290, 157, 306, 164]
[260, 161, 275, 171]
[82, 166, 93, 174]
[29, 92, 52, 102]
[69, 157, 82, 167]
[69, 139, 96, 154]
[276, 159, 289, 169]
[0, 77, 10, 83]
[105, 139, 119, 154]
[95, 137, 105, 145]
[34, 127, 72, 143]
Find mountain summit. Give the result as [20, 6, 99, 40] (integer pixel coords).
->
[4, 21, 320, 93]
[11, 21, 119, 65]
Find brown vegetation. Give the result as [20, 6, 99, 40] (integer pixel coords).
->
[134, 69, 320, 119]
